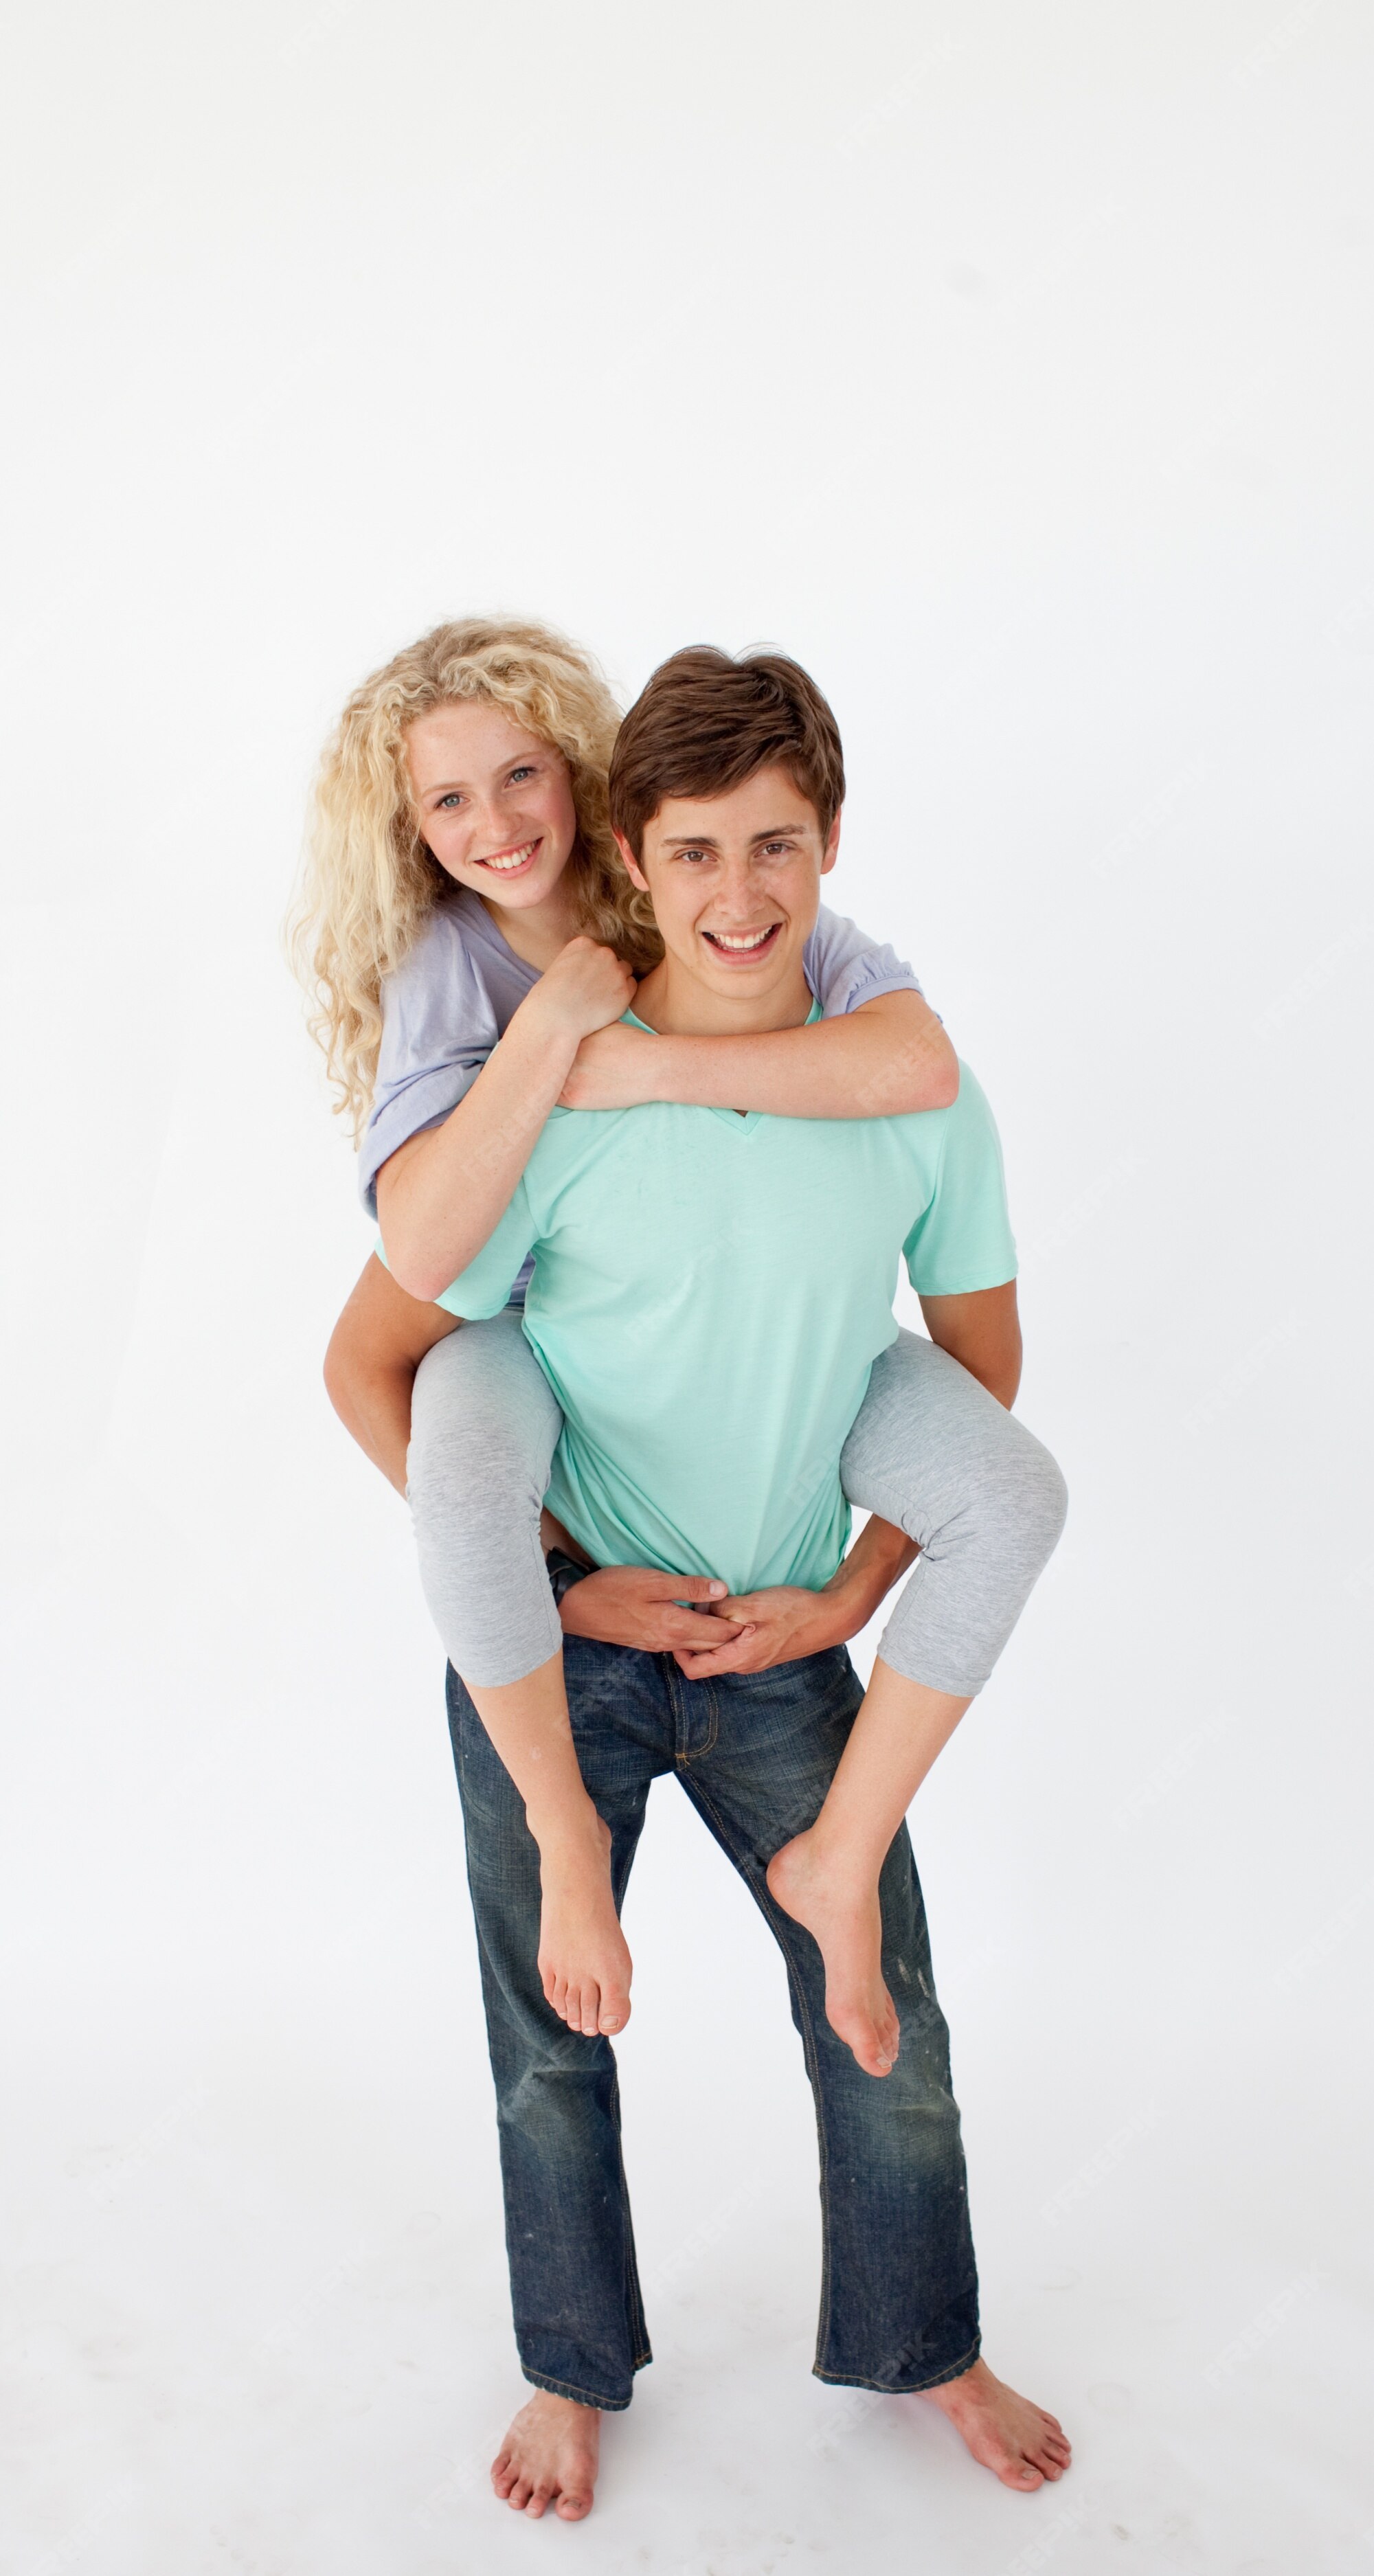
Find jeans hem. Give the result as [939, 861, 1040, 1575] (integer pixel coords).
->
[812, 2331, 982, 2396]
[519, 2353, 651, 2413]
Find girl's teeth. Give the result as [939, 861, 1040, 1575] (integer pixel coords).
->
[484, 842, 537, 872]
[711, 927, 775, 949]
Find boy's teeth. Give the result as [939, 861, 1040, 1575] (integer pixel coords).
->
[484, 841, 537, 872]
[710, 926, 776, 949]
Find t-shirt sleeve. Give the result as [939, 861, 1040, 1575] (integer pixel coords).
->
[357, 913, 500, 1217]
[375, 1179, 540, 1322]
[903, 1064, 1017, 1295]
[803, 905, 925, 1017]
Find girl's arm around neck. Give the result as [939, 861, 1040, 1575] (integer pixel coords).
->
[559, 988, 959, 1120]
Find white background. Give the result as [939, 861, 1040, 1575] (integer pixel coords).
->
[3, 3, 1371, 2569]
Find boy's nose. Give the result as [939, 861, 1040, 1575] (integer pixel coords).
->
[712, 856, 765, 917]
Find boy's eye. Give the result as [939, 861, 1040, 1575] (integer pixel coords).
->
[761, 841, 793, 857]
[677, 848, 711, 864]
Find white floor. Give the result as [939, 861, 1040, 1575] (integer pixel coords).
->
[5, 1437, 1371, 2575]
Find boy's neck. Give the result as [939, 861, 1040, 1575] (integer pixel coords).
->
[632, 951, 814, 1039]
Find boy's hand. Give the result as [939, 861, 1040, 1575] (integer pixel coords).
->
[669, 1585, 840, 1678]
[528, 937, 638, 1048]
[559, 1020, 662, 1110]
[559, 1566, 745, 1655]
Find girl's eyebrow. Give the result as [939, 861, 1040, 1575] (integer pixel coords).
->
[418, 750, 544, 801]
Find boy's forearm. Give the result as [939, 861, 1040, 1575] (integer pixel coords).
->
[644, 994, 958, 1119]
[815, 1513, 920, 1644]
[377, 1011, 576, 1302]
[322, 1351, 415, 1494]
[919, 1283, 1022, 1410]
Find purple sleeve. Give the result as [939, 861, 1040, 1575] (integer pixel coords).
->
[802, 905, 925, 1017]
[357, 912, 500, 1217]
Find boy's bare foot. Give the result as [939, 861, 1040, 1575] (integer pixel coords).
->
[537, 1812, 633, 2037]
[921, 2357, 1072, 2490]
[491, 2391, 600, 2520]
[765, 1828, 900, 2078]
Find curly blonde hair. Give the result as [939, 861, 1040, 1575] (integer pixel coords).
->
[289, 616, 661, 1136]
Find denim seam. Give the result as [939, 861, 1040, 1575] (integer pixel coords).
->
[675, 1770, 837, 2373]
[664, 1655, 719, 1763]
[812, 2332, 982, 2396]
[519, 2363, 643, 2412]
[609, 2061, 651, 2366]
[453, 1675, 653, 2406]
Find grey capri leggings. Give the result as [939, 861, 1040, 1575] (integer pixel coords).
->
[407, 1311, 1068, 1695]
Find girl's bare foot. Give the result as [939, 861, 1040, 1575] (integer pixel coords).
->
[921, 2357, 1072, 2490]
[491, 2391, 601, 2520]
[537, 1813, 633, 2037]
[765, 1828, 900, 2077]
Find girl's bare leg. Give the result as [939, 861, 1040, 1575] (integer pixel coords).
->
[774, 1332, 1068, 2077]
[466, 1656, 632, 2038]
[766, 1661, 970, 2076]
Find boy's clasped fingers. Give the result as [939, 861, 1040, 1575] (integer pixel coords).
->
[673, 1627, 761, 1678]
[672, 1585, 830, 1677]
[665, 1612, 747, 1652]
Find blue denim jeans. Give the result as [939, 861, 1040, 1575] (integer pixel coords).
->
[447, 1636, 980, 2411]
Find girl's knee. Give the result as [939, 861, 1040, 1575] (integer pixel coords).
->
[973, 1424, 1067, 1579]
[1015, 1433, 1068, 1554]
[409, 1319, 560, 1528]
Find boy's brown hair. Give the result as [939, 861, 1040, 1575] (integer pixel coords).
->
[608, 646, 846, 860]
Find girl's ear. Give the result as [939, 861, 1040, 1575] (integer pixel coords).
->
[613, 827, 651, 893]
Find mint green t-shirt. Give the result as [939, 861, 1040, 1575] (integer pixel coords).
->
[433, 1042, 1016, 1595]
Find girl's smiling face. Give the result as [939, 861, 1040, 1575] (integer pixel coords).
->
[405, 699, 580, 916]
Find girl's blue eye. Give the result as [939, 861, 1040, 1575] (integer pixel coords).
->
[438, 793, 464, 809]
[508, 766, 536, 782]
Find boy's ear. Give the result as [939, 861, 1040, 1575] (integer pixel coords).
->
[613, 827, 651, 892]
[820, 806, 842, 876]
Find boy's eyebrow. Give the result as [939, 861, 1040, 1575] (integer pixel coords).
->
[660, 821, 808, 849]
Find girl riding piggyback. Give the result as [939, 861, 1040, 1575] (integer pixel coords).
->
[293, 616, 987, 2053]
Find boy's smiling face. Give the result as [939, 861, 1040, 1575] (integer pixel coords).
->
[616, 765, 841, 1032]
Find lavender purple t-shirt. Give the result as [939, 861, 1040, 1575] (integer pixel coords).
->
[360, 886, 923, 1298]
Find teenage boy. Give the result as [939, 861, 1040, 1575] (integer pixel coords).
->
[390, 648, 1070, 2520]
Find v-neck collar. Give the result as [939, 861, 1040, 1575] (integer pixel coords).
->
[622, 997, 822, 1136]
